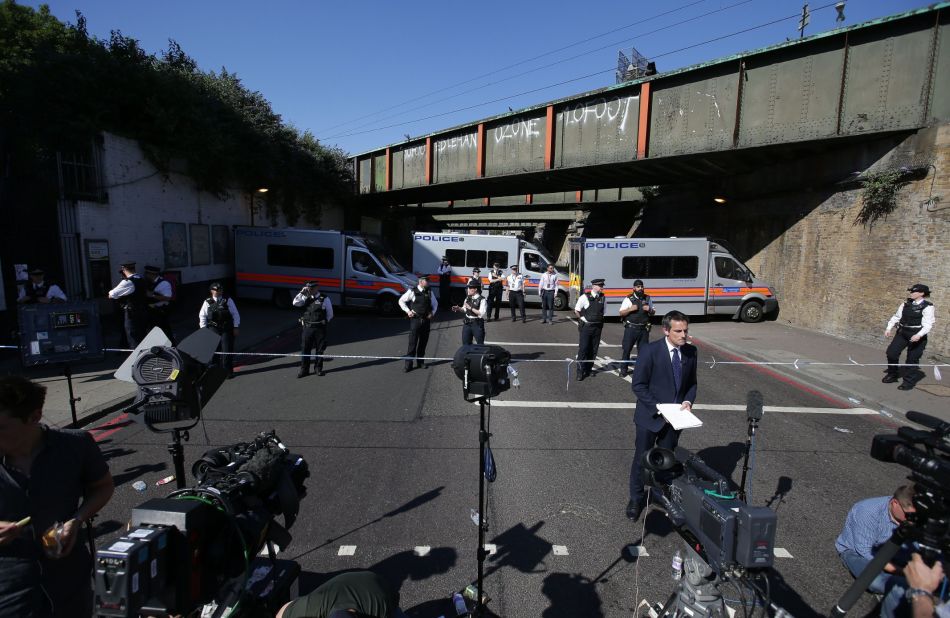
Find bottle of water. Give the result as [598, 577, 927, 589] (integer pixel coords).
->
[453, 592, 470, 615]
[671, 549, 683, 580]
[507, 365, 520, 388]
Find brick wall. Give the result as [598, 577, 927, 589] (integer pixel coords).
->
[637, 123, 949, 362]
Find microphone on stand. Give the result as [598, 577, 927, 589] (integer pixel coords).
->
[739, 390, 764, 503]
[746, 390, 764, 422]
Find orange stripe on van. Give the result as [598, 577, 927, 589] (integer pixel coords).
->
[237, 272, 341, 286]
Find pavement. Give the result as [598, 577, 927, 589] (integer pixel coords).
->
[3, 304, 944, 430]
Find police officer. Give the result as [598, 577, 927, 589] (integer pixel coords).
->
[883, 283, 935, 391]
[108, 262, 148, 348]
[507, 265, 527, 322]
[486, 262, 505, 321]
[538, 263, 559, 324]
[437, 256, 453, 305]
[574, 278, 607, 381]
[453, 281, 488, 345]
[469, 267, 482, 289]
[293, 281, 334, 378]
[16, 268, 67, 304]
[144, 265, 176, 345]
[399, 275, 438, 372]
[199, 282, 241, 378]
[618, 279, 655, 377]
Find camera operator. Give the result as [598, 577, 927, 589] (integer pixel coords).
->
[904, 554, 948, 618]
[0, 376, 114, 618]
[836, 485, 917, 618]
[275, 570, 407, 618]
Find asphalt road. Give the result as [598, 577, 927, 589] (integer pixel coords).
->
[89, 310, 911, 617]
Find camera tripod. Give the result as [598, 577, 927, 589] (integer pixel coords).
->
[648, 544, 728, 618]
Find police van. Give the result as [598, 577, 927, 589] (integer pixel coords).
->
[568, 237, 778, 322]
[234, 227, 415, 315]
[412, 232, 570, 309]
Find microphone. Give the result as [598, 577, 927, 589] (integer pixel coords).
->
[746, 390, 764, 421]
[906, 411, 950, 434]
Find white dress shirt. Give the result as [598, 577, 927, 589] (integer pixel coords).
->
[108, 275, 142, 299]
[149, 279, 173, 307]
[18, 282, 67, 302]
[437, 263, 452, 275]
[886, 300, 935, 337]
[399, 286, 439, 316]
[506, 273, 525, 292]
[198, 297, 241, 328]
[664, 337, 691, 408]
[539, 272, 559, 291]
[619, 294, 653, 314]
[293, 292, 335, 321]
[463, 295, 488, 319]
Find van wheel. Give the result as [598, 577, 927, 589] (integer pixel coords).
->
[553, 292, 568, 311]
[273, 289, 293, 310]
[377, 295, 399, 316]
[740, 301, 764, 323]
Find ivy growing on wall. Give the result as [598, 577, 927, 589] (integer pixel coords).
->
[0, 1, 352, 223]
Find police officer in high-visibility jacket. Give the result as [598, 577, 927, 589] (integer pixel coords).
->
[293, 281, 334, 378]
[574, 278, 607, 381]
[399, 275, 438, 372]
[883, 283, 935, 391]
[618, 279, 654, 377]
[452, 281, 488, 345]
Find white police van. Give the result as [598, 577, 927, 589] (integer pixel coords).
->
[234, 227, 415, 315]
[568, 237, 779, 322]
[411, 232, 569, 309]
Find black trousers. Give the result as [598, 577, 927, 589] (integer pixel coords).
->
[210, 326, 235, 374]
[487, 286, 503, 319]
[576, 322, 603, 376]
[509, 290, 525, 320]
[148, 306, 176, 345]
[620, 325, 651, 374]
[630, 422, 681, 504]
[406, 317, 431, 368]
[301, 324, 327, 372]
[123, 309, 147, 349]
[885, 330, 927, 385]
[462, 320, 486, 345]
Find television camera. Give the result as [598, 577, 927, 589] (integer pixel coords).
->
[831, 410, 949, 616]
[640, 446, 779, 617]
[95, 430, 309, 618]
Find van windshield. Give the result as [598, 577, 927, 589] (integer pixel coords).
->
[365, 239, 405, 274]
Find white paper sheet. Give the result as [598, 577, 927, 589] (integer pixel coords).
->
[657, 403, 702, 430]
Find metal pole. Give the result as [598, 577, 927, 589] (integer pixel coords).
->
[63, 363, 80, 425]
[476, 397, 488, 616]
[738, 418, 758, 503]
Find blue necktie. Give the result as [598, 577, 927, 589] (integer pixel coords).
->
[672, 347, 682, 392]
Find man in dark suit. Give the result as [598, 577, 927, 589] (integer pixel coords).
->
[627, 310, 698, 521]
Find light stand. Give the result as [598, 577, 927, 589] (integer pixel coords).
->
[474, 394, 490, 617]
[61, 363, 81, 425]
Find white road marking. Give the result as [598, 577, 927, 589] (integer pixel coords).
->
[480, 401, 876, 414]
[484, 544, 497, 555]
[338, 545, 357, 556]
[773, 548, 794, 558]
[553, 545, 570, 556]
[414, 546, 431, 556]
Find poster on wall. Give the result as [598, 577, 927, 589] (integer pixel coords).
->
[162, 222, 188, 268]
[212, 225, 230, 265]
[190, 224, 210, 266]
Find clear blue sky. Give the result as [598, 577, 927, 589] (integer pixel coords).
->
[24, 0, 927, 155]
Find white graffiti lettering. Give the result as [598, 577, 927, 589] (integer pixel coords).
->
[402, 145, 426, 160]
[436, 134, 477, 153]
[492, 119, 541, 143]
[563, 95, 636, 132]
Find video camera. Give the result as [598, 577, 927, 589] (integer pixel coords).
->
[94, 430, 309, 618]
[642, 446, 777, 574]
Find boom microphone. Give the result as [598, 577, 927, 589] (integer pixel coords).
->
[746, 390, 764, 421]
[906, 411, 950, 434]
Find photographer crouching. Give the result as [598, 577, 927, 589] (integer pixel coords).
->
[0, 376, 114, 618]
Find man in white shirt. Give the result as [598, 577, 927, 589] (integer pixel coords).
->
[437, 257, 453, 305]
[16, 268, 67, 305]
[506, 265, 526, 323]
[398, 276, 439, 372]
[108, 262, 148, 348]
[883, 283, 935, 391]
[452, 281, 488, 345]
[538, 264, 559, 324]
